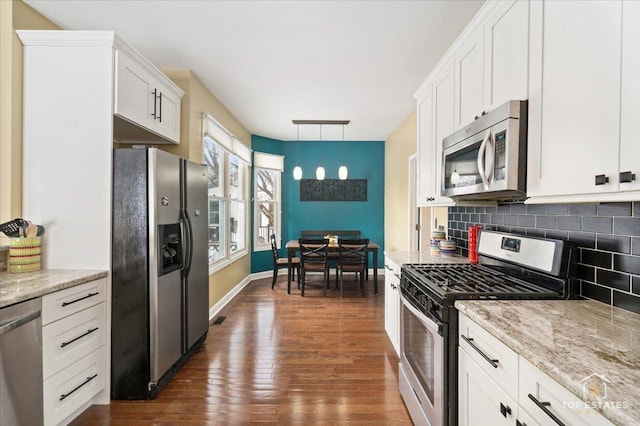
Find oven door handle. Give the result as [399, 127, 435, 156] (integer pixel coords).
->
[401, 295, 443, 336]
[477, 129, 492, 190]
[461, 335, 499, 368]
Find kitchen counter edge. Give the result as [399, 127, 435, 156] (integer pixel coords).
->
[0, 269, 108, 308]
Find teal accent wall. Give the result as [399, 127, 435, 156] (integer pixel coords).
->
[250, 134, 385, 273]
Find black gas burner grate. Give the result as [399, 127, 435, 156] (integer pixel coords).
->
[403, 263, 564, 300]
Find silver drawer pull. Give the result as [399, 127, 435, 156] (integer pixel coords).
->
[60, 327, 99, 348]
[461, 335, 499, 368]
[528, 394, 565, 426]
[61, 292, 99, 307]
[59, 374, 98, 401]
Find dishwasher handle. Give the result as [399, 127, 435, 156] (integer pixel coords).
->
[0, 310, 41, 336]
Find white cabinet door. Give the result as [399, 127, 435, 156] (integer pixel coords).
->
[417, 83, 435, 206]
[483, 0, 529, 110]
[432, 62, 455, 205]
[455, 27, 485, 129]
[384, 257, 400, 355]
[114, 50, 155, 131]
[153, 81, 181, 143]
[527, 0, 622, 198]
[459, 348, 518, 426]
[620, 0, 640, 193]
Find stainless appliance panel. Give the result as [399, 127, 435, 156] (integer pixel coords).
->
[182, 160, 210, 351]
[0, 298, 43, 426]
[400, 297, 444, 426]
[152, 269, 183, 382]
[151, 149, 181, 226]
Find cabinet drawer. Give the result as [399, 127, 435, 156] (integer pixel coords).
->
[43, 346, 106, 426]
[43, 302, 106, 379]
[459, 313, 518, 399]
[384, 258, 400, 282]
[42, 278, 106, 325]
[519, 357, 614, 426]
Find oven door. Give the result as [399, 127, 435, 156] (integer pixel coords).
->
[442, 118, 523, 199]
[399, 295, 444, 426]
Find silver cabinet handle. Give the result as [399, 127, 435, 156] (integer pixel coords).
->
[461, 335, 499, 368]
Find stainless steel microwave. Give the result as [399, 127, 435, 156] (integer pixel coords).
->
[442, 100, 528, 200]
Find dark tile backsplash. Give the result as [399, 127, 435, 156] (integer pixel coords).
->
[448, 202, 640, 315]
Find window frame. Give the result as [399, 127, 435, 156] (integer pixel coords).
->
[253, 166, 281, 251]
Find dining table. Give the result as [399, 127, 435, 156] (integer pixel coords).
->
[285, 240, 379, 295]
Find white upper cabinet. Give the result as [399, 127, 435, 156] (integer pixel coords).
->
[454, 27, 485, 129]
[416, 82, 435, 206]
[526, 0, 634, 201]
[433, 62, 456, 205]
[114, 49, 182, 144]
[483, 0, 529, 110]
[620, 0, 640, 193]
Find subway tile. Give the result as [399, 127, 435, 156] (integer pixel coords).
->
[596, 269, 630, 292]
[460, 213, 470, 222]
[581, 282, 611, 305]
[527, 204, 546, 215]
[613, 291, 640, 315]
[597, 235, 631, 254]
[455, 213, 463, 221]
[614, 254, 640, 275]
[536, 215, 556, 229]
[613, 217, 640, 236]
[461, 230, 469, 240]
[497, 204, 511, 214]
[569, 203, 597, 216]
[526, 228, 545, 238]
[461, 248, 469, 257]
[568, 232, 596, 249]
[454, 230, 461, 238]
[465, 206, 476, 213]
[546, 230, 568, 240]
[634, 201, 639, 217]
[475, 206, 486, 213]
[633, 237, 640, 256]
[491, 215, 504, 225]
[546, 204, 568, 215]
[450, 206, 460, 213]
[485, 207, 497, 214]
[557, 216, 581, 231]
[510, 203, 527, 214]
[470, 214, 480, 223]
[504, 215, 518, 226]
[518, 215, 536, 227]
[448, 213, 455, 221]
[581, 249, 612, 269]
[633, 276, 640, 295]
[577, 264, 595, 282]
[582, 217, 613, 233]
[598, 202, 632, 217]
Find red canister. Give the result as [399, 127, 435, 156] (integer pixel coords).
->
[468, 225, 482, 264]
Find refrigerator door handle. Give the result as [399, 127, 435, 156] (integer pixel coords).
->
[180, 208, 193, 276]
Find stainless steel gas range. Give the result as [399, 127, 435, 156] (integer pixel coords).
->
[398, 230, 577, 426]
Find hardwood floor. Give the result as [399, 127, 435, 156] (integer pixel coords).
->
[72, 274, 412, 425]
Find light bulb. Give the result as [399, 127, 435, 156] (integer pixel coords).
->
[338, 165, 348, 180]
[451, 170, 460, 185]
[293, 166, 302, 180]
[316, 166, 325, 180]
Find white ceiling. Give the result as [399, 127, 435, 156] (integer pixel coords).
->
[24, 0, 484, 142]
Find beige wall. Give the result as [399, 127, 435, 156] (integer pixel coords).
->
[162, 70, 252, 309]
[0, 0, 60, 223]
[384, 110, 418, 252]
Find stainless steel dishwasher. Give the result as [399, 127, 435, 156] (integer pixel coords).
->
[0, 297, 43, 425]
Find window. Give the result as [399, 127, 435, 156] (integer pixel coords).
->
[253, 152, 284, 251]
[202, 113, 251, 270]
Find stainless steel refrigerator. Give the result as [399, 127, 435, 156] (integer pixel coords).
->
[111, 147, 209, 399]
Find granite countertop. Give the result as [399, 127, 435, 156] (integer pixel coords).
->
[456, 300, 640, 426]
[384, 250, 471, 266]
[0, 269, 108, 308]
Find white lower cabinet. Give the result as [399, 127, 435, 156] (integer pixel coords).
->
[459, 312, 614, 426]
[42, 279, 107, 426]
[384, 256, 400, 355]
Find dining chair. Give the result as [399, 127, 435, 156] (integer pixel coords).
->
[336, 238, 369, 297]
[298, 238, 330, 297]
[271, 234, 300, 290]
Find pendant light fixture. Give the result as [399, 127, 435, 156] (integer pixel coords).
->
[316, 124, 325, 180]
[293, 123, 302, 180]
[338, 123, 348, 180]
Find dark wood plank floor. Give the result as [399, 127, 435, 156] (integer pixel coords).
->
[72, 274, 411, 425]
